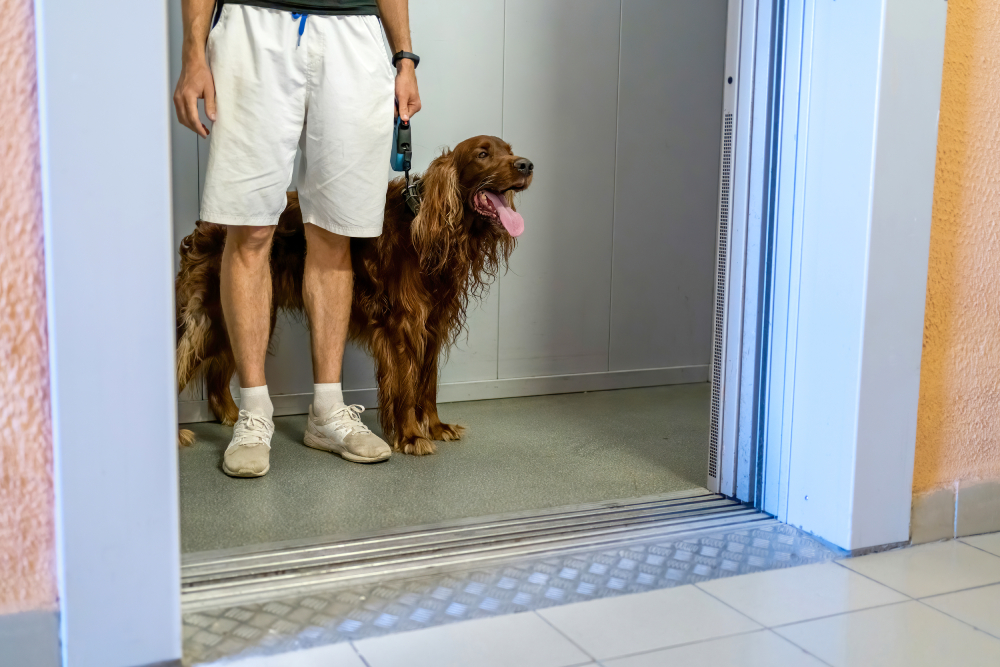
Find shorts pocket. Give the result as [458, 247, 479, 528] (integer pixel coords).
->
[364, 17, 395, 80]
[206, 5, 232, 57]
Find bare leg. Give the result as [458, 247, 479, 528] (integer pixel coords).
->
[303, 223, 352, 384]
[220, 225, 276, 388]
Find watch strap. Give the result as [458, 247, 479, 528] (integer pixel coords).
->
[391, 51, 420, 69]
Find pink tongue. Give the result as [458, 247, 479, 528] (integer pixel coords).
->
[483, 191, 524, 237]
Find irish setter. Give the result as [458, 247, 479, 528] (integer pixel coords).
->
[175, 136, 534, 455]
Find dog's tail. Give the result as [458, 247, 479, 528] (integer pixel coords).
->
[175, 286, 213, 447]
[175, 223, 225, 447]
[176, 294, 211, 392]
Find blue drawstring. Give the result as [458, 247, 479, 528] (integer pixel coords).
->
[292, 13, 307, 47]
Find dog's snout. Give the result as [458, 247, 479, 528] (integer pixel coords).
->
[514, 158, 534, 175]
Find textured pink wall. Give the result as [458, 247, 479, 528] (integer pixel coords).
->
[0, 0, 57, 613]
[915, 0, 1000, 493]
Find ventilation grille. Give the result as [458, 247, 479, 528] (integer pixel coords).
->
[709, 113, 734, 481]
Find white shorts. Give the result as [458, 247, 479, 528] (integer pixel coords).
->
[201, 5, 395, 237]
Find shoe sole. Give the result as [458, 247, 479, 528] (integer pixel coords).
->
[303, 432, 391, 463]
[222, 463, 270, 478]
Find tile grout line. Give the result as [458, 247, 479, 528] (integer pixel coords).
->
[916, 578, 1000, 600]
[695, 563, 920, 631]
[766, 627, 836, 667]
[956, 537, 1000, 560]
[349, 640, 373, 667]
[693, 582, 772, 628]
[532, 610, 598, 663]
[764, 599, 912, 631]
[912, 596, 1000, 644]
[762, 628, 835, 667]
[830, 558, 916, 599]
[834, 545, 1000, 600]
[582, 628, 764, 665]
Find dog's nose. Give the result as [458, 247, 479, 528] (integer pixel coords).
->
[514, 158, 534, 175]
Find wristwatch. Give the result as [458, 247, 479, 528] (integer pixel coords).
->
[391, 51, 420, 69]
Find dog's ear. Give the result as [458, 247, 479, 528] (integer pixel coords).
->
[412, 150, 462, 272]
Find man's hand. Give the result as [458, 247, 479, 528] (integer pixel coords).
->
[174, 57, 216, 138]
[377, 0, 421, 121]
[175, 0, 217, 137]
[395, 60, 421, 122]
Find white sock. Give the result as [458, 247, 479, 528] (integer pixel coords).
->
[314, 382, 345, 418]
[239, 385, 274, 421]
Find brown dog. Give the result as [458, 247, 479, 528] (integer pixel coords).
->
[175, 136, 534, 454]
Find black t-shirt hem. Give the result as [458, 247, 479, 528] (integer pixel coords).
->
[219, 0, 380, 17]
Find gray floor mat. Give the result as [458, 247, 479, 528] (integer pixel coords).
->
[179, 383, 710, 553]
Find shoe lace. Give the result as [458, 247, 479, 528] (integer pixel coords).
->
[323, 404, 372, 436]
[230, 410, 275, 449]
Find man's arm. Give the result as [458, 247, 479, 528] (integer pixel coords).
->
[376, 0, 422, 122]
[173, 0, 217, 137]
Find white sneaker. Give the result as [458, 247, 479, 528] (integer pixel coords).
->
[222, 410, 274, 478]
[304, 404, 391, 463]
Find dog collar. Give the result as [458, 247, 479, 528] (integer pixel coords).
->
[404, 175, 422, 216]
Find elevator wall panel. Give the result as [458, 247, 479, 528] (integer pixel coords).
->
[498, 0, 622, 379]
[609, 0, 726, 371]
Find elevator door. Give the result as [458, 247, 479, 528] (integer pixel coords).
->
[171, 0, 727, 431]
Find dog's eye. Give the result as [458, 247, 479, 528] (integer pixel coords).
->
[478, 151, 489, 159]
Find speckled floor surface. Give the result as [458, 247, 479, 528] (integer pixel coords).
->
[178, 383, 710, 553]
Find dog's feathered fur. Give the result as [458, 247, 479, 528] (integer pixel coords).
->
[175, 136, 533, 454]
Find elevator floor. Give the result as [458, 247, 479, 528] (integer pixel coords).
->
[178, 383, 710, 553]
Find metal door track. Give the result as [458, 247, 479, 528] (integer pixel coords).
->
[182, 489, 764, 611]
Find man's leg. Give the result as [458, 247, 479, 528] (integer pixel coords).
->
[219, 225, 277, 477]
[302, 223, 351, 387]
[196, 6, 312, 477]
[296, 13, 394, 463]
[221, 225, 276, 390]
[301, 223, 391, 463]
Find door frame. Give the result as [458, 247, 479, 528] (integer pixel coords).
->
[34, 0, 948, 664]
[755, 0, 948, 551]
[34, 1, 180, 665]
[715, 0, 947, 550]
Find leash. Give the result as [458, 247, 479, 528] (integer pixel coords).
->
[391, 106, 422, 216]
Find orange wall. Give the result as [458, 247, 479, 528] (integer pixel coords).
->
[0, 0, 57, 614]
[916, 0, 1000, 494]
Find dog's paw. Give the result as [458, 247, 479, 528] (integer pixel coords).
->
[430, 422, 465, 442]
[178, 429, 197, 447]
[396, 435, 437, 456]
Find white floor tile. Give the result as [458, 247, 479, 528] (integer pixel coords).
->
[353, 611, 591, 667]
[601, 630, 826, 667]
[216, 642, 366, 667]
[839, 540, 1000, 598]
[537, 584, 760, 661]
[963, 532, 1000, 557]
[922, 583, 1000, 639]
[776, 600, 1000, 667]
[697, 562, 907, 627]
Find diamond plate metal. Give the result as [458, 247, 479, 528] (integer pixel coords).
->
[182, 491, 765, 611]
[183, 520, 843, 665]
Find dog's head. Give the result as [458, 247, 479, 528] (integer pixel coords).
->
[411, 135, 533, 273]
